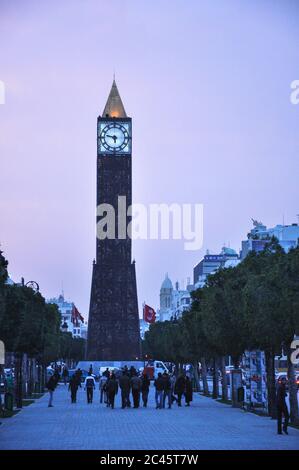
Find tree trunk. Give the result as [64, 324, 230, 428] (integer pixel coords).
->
[22, 354, 28, 398]
[212, 357, 219, 399]
[220, 356, 228, 401]
[0, 365, 4, 410]
[265, 349, 277, 418]
[200, 356, 209, 395]
[286, 347, 299, 425]
[15, 353, 23, 408]
[193, 362, 200, 392]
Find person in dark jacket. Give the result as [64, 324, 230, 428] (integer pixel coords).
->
[154, 373, 164, 409]
[141, 373, 150, 407]
[68, 374, 81, 403]
[162, 372, 172, 409]
[107, 373, 118, 409]
[131, 373, 142, 408]
[185, 376, 193, 406]
[276, 377, 289, 435]
[62, 366, 69, 385]
[75, 368, 83, 383]
[175, 374, 186, 407]
[119, 371, 131, 408]
[46, 374, 58, 407]
[84, 374, 96, 403]
[53, 369, 60, 384]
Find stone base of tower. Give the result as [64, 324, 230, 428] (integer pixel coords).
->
[86, 261, 141, 361]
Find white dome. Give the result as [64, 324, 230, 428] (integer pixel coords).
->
[161, 273, 173, 290]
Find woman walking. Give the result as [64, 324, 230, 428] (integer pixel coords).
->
[185, 376, 193, 406]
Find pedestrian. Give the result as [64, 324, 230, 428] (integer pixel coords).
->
[62, 366, 69, 385]
[99, 373, 108, 404]
[154, 373, 164, 409]
[170, 374, 177, 404]
[141, 373, 150, 407]
[103, 367, 110, 378]
[84, 373, 96, 404]
[75, 368, 83, 384]
[53, 369, 60, 384]
[68, 374, 81, 403]
[162, 372, 172, 409]
[46, 374, 58, 408]
[119, 370, 131, 409]
[88, 364, 93, 376]
[106, 373, 118, 409]
[185, 375, 193, 406]
[175, 374, 186, 407]
[131, 373, 142, 408]
[276, 377, 290, 435]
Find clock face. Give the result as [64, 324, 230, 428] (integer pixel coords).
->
[99, 122, 130, 153]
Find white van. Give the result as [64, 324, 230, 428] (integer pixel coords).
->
[141, 360, 169, 379]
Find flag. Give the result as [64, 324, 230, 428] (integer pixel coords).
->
[71, 304, 84, 326]
[143, 304, 156, 323]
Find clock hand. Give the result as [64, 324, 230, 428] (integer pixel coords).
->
[106, 134, 117, 142]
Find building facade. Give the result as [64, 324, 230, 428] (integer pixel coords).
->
[241, 219, 299, 259]
[157, 274, 192, 322]
[48, 294, 87, 339]
[193, 246, 240, 288]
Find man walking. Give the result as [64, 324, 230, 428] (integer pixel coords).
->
[119, 370, 131, 408]
[141, 373, 150, 407]
[62, 366, 69, 385]
[46, 373, 59, 408]
[131, 372, 142, 408]
[68, 374, 81, 403]
[154, 372, 164, 409]
[276, 377, 290, 435]
[175, 374, 186, 407]
[84, 373, 96, 404]
[162, 372, 172, 409]
[170, 374, 177, 404]
[99, 373, 108, 404]
[106, 373, 118, 409]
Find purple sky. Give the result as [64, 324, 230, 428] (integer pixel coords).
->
[1, 0, 299, 318]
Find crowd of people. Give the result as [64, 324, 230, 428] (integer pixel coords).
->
[46, 365, 193, 410]
[84, 365, 193, 410]
[45, 364, 290, 435]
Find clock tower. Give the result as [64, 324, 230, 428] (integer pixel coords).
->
[86, 80, 141, 360]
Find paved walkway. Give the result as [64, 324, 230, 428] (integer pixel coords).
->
[0, 384, 298, 450]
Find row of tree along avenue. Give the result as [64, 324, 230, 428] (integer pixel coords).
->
[143, 239, 299, 425]
[0, 249, 86, 408]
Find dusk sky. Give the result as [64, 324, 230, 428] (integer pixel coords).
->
[1, 0, 299, 318]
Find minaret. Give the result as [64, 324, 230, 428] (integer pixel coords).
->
[86, 79, 141, 361]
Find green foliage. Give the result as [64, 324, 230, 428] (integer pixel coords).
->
[0, 249, 85, 365]
[143, 241, 299, 365]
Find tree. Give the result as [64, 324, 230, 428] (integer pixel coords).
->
[243, 243, 299, 420]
